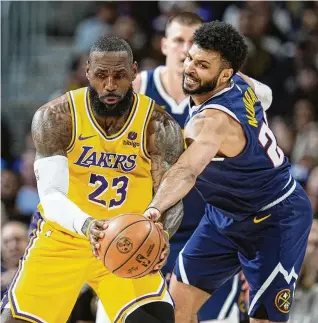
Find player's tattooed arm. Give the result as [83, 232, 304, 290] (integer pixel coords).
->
[32, 96, 108, 246]
[146, 104, 184, 238]
[31, 95, 72, 159]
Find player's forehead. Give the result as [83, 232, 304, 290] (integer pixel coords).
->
[90, 51, 130, 72]
[189, 44, 221, 63]
[166, 21, 201, 39]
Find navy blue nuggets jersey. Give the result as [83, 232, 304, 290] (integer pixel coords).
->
[175, 74, 312, 322]
[187, 74, 294, 220]
[139, 68, 242, 321]
[140, 66, 207, 242]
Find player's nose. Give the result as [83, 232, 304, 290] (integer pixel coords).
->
[183, 42, 192, 54]
[104, 76, 117, 92]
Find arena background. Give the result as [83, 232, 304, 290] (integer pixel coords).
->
[1, 1, 318, 322]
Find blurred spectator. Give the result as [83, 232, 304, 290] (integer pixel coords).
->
[74, 2, 118, 53]
[290, 220, 318, 323]
[153, 1, 198, 34]
[66, 53, 90, 92]
[1, 202, 8, 227]
[113, 16, 146, 61]
[291, 100, 318, 164]
[16, 149, 39, 219]
[307, 167, 318, 219]
[1, 117, 14, 169]
[1, 221, 28, 299]
[49, 53, 90, 101]
[1, 169, 22, 220]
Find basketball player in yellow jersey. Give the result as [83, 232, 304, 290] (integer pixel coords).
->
[1, 37, 184, 323]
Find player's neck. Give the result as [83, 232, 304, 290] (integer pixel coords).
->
[161, 67, 187, 104]
[191, 82, 231, 106]
[94, 98, 133, 136]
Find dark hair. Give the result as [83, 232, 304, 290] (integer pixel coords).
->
[193, 21, 248, 73]
[89, 36, 133, 64]
[166, 12, 203, 35]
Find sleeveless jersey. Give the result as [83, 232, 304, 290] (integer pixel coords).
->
[140, 66, 206, 240]
[187, 74, 295, 221]
[39, 87, 155, 235]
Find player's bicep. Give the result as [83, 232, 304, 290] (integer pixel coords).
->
[179, 111, 230, 177]
[31, 96, 72, 159]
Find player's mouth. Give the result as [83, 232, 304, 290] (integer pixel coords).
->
[103, 96, 120, 104]
[185, 76, 199, 86]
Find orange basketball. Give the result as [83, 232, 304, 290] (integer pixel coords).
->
[98, 213, 165, 279]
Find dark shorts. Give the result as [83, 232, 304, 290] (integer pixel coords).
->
[174, 183, 313, 321]
[163, 233, 240, 320]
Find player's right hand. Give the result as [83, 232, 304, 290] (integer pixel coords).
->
[143, 207, 161, 222]
[86, 219, 109, 259]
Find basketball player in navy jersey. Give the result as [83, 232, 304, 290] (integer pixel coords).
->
[133, 13, 272, 323]
[144, 21, 313, 323]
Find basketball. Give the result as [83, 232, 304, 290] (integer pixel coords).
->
[98, 213, 165, 279]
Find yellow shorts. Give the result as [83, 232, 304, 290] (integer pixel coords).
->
[3, 214, 172, 323]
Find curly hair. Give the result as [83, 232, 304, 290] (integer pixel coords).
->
[193, 21, 248, 73]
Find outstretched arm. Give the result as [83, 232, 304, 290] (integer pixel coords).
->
[148, 109, 230, 216]
[146, 105, 185, 238]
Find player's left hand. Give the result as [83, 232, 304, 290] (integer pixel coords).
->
[151, 222, 170, 273]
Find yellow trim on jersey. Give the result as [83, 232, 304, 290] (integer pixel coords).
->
[9, 218, 45, 323]
[142, 99, 155, 160]
[86, 92, 138, 140]
[114, 278, 166, 323]
[66, 92, 77, 152]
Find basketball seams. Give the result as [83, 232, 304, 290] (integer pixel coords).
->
[102, 219, 149, 266]
[112, 221, 152, 274]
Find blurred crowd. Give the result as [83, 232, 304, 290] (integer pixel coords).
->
[1, 1, 317, 322]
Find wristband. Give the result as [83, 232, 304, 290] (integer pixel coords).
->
[163, 230, 170, 240]
[84, 219, 96, 238]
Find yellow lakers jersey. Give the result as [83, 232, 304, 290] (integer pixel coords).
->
[39, 87, 155, 235]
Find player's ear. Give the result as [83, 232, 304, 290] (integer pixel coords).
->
[85, 61, 90, 80]
[161, 37, 168, 56]
[132, 61, 138, 81]
[220, 68, 233, 84]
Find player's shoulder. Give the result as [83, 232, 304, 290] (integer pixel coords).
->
[150, 103, 180, 125]
[32, 94, 71, 132]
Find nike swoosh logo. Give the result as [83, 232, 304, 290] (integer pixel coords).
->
[253, 214, 272, 224]
[78, 134, 96, 141]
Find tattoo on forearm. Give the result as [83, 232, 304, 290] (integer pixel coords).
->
[160, 200, 183, 238]
[31, 95, 72, 159]
[147, 105, 185, 237]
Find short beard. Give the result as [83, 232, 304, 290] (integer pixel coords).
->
[88, 85, 134, 118]
[182, 73, 220, 95]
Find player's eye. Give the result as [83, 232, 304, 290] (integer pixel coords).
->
[97, 73, 105, 79]
[175, 37, 184, 44]
[115, 74, 125, 79]
[186, 54, 192, 61]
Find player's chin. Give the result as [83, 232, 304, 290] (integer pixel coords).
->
[183, 83, 199, 95]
